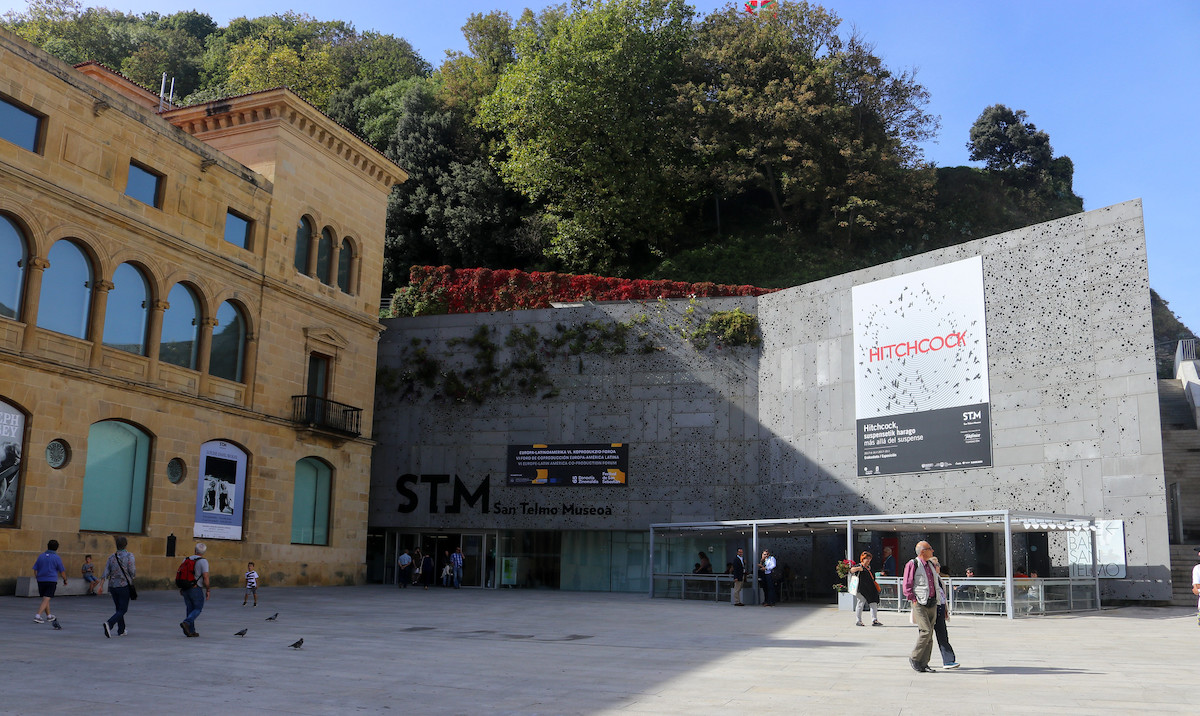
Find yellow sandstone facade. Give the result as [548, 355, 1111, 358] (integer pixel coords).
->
[0, 28, 406, 592]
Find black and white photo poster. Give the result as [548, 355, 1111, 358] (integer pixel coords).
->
[0, 399, 23, 525]
[194, 440, 248, 539]
[852, 256, 992, 476]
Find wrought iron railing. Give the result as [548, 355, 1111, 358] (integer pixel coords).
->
[291, 395, 362, 437]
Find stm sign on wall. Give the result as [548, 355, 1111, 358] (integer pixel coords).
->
[852, 256, 992, 476]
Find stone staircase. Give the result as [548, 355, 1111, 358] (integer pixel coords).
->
[1159, 379, 1197, 430]
[1169, 544, 1199, 607]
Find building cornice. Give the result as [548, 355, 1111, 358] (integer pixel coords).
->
[163, 89, 408, 193]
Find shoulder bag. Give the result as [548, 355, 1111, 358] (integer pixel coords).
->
[115, 552, 137, 600]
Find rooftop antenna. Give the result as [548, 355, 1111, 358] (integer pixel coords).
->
[158, 73, 176, 111]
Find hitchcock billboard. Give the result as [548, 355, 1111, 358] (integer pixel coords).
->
[852, 256, 992, 476]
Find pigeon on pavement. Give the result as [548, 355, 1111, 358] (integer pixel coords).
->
[52, 620, 62, 630]
[265, 613, 279, 621]
[234, 628, 248, 636]
[288, 638, 304, 649]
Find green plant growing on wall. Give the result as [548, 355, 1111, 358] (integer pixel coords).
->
[690, 308, 761, 349]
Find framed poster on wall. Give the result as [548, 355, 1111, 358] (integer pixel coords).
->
[193, 440, 248, 540]
[852, 256, 992, 476]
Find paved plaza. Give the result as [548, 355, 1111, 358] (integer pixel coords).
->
[2, 585, 1197, 715]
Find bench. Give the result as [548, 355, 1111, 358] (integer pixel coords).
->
[15, 576, 97, 597]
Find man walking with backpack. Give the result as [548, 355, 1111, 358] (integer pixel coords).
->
[177, 542, 210, 637]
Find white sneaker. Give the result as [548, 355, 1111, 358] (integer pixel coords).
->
[33, 615, 45, 624]
[943, 662, 960, 669]
[117, 630, 128, 636]
[47, 614, 56, 621]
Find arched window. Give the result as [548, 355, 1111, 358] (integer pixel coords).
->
[0, 215, 27, 320]
[291, 457, 331, 545]
[294, 216, 313, 274]
[209, 300, 246, 382]
[160, 283, 200, 369]
[37, 239, 92, 338]
[337, 238, 353, 293]
[316, 227, 334, 285]
[80, 420, 150, 533]
[103, 263, 150, 355]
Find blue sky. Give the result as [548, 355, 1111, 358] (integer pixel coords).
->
[6, 0, 1197, 332]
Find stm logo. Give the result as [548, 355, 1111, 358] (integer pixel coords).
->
[963, 411, 982, 421]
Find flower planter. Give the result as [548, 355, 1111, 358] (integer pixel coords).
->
[837, 591, 857, 611]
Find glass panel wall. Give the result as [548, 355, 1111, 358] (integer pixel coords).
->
[103, 263, 149, 355]
[0, 215, 27, 320]
[37, 239, 91, 338]
[160, 283, 199, 368]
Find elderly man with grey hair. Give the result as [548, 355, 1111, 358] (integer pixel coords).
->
[901, 541, 943, 673]
[179, 542, 210, 637]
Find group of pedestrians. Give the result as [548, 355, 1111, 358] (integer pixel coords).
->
[725, 547, 783, 606]
[395, 548, 439, 589]
[30, 537, 266, 640]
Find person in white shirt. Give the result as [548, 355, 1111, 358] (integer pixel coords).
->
[1192, 546, 1200, 627]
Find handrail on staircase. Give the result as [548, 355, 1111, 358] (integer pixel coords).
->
[1175, 338, 1197, 378]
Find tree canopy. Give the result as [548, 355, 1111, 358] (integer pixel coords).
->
[4, 0, 1093, 301]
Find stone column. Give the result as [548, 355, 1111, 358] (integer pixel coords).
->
[195, 315, 216, 395]
[87, 279, 114, 370]
[19, 256, 48, 353]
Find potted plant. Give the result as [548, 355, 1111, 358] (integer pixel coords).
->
[835, 559, 857, 610]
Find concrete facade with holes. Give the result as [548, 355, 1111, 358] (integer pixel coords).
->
[371, 199, 1171, 601]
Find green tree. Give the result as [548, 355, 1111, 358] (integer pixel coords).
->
[223, 24, 339, 108]
[677, 4, 936, 253]
[383, 83, 537, 293]
[437, 11, 517, 122]
[967, 104, 1052, 172]
[481, 0, 696, 274]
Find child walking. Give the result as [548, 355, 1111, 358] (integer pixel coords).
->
[242, 562, 259, 606]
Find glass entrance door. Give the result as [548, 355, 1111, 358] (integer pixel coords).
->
[461, 534, 484, 587]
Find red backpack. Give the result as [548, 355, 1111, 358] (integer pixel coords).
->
[175, 556, 198, 589]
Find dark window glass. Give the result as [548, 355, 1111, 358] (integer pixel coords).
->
[209, 301, 246, 382]
[223, 211, 251, 249]
[0, 215, 28, 320]
[316, 228, 334, 285]
[0, 96, 41, 152]
[124, 161, 162, 208]
[160, 283, 199, 369]
[294, 217, 312, 273]
[103, 263, 149, 355]
[337, 238, 352, 293]
[37, 239, 91, 338]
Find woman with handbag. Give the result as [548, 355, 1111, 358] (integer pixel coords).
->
[100, 535, 136, 637]
[849, 551, 882, 627]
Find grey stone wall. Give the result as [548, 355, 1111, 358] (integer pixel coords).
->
[370, 199, 1169, 600]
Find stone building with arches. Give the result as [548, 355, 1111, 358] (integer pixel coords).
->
[0, 28, 406, 591]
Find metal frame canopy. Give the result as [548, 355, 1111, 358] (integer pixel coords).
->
[649, 509, 1100, 619]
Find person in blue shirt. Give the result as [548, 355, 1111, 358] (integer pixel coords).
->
[32, 539, 67, 624]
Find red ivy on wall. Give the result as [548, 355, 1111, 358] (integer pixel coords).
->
[399, 266, 776, 315]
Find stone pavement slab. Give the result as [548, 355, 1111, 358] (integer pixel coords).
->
[2, 586, 1196, 715]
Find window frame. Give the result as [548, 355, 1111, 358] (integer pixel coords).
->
[0, 93, 45, 154]
[124, 159, 164, 209]
[222, 209, 253, 250]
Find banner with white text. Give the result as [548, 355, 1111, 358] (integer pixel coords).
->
[852, 256, 992, 476]
[507, 444, 628, 486]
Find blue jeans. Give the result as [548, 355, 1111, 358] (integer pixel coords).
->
[107, 586, 130, 634]
[453, 564, 463, 588]
[182, 587, 205, 628]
